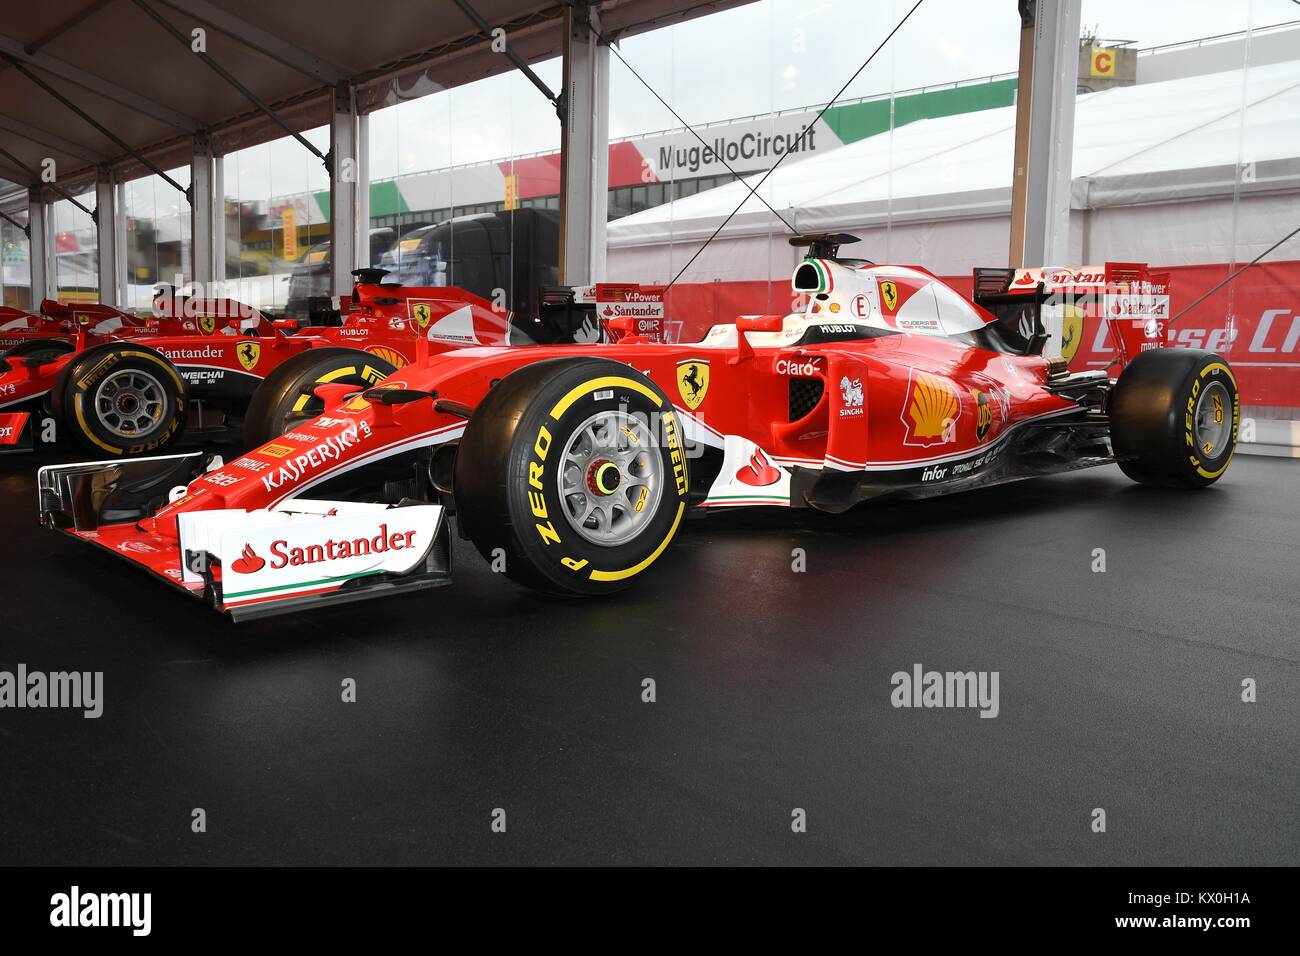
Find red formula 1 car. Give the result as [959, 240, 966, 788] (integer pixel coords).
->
[2, 274, 653, 456]
[38, 235, 1238, 620]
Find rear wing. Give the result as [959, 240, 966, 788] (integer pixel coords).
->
[972, 263, 1170, 369]
[510, 283, 671, 345]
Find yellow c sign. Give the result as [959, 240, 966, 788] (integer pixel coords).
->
[1090, 47, 1115, 78]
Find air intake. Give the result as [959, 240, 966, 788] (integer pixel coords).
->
[789, 377, 824, 421]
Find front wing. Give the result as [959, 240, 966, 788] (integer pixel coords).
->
[38, 453, 451, 622]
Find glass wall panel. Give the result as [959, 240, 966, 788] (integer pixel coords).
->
[122, 167, 192, 309]
[51, 190, 97, 303]
[603, 0, 1023, 339]
[222, 126, 330, 314]
[1073, 1, 1300, 423]
[367, 60, 563, 322]
[0, 196, 30, 309]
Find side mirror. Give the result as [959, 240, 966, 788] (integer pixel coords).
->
[735, 314, 784, 334]
[362, 387, 436, 406]
[272, 319, 298, 331]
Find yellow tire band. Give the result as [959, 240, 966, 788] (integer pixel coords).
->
[543, 374, 677, 581]
[589, 502, 685, 582]
[73, 350, 183, 454]
[548, 375, 662, 421]
[1194, 362, 1238, 479]
[289, 363, 386, 413]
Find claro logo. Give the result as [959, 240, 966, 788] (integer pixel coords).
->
[776, 358, 820, 376]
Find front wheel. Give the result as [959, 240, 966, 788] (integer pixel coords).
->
[51, 343, 187, 455]
[1109, 348, 1238, 487]
[242, 347, 396, 447]
[454, 358, 690, 596]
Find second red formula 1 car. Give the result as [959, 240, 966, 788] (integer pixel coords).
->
[3, 273, 659, 456]
[39, 235, 1238, 619]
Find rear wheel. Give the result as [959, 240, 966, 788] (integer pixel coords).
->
[3, 338, 74, 365]
[454, 358, 689, 596]
[52, 344, 187, 455]
[1110, 348, 1238, 487]
[242, 347, 396, 446]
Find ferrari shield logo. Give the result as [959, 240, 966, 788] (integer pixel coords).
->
[412, 303, 432, 331]
[879, 280, 899, 312]
[676, 359, 710, 410]
[1060, 304, 1084, 363]
[237, 341, 261, 372]
[199, 315, 216, 334]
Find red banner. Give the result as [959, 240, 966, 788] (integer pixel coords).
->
[662, 260, 1300, 408]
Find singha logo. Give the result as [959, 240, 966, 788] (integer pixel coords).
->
[840, 375, 863, 407]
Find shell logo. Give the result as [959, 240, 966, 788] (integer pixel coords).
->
[365, 345, 408, 369]
[902, 370, 961, 446]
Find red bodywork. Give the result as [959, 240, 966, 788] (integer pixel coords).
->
[39, 259, 1160, 615]
[60, 326, 1081, 596]
[0, 286, 526, 429]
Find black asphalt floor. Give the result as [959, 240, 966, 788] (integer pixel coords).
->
[0, 450, 1296, 865]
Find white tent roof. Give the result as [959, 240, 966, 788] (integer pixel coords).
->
[608, 59, 1300, 247]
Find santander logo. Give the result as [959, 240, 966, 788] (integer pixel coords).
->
[736, 449, 781, 487]
[228, 523, 421, 576]
[231, 544, 265, 573]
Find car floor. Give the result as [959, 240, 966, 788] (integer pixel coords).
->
[0, 450, 1296, 865]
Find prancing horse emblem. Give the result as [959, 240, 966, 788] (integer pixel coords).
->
[238, 341, 261, 372]
[676, 359, 710, 410]
[880, 280, 899, 312]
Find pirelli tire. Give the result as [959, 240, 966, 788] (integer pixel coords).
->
[1110, 348, 1239, 488]
[51, 342, 187, 456]
[454, 358, 690, 596]
[242, 347, 396, 447]
[3, 338, 75, 365]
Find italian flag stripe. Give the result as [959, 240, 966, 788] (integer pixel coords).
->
[224, 568, 387, 602]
